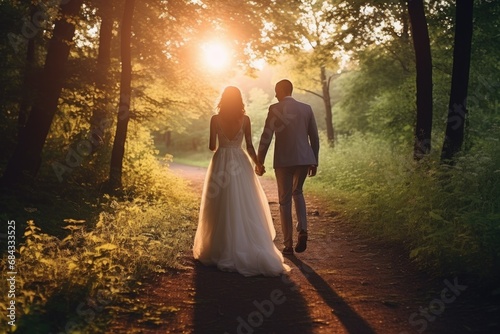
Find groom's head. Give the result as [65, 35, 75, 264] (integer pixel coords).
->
[275, 79, 293, 101]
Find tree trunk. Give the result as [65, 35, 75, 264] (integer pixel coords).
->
[1, 0, 84, 186]
[320, 65, 335, 142]
[408, 0, 433, 160]
[90, 0, 114, 152]
[18, 3, 37, 140]
[401, 1, 410, 44]
[108, 0, 135, 190]
[441, 0, 473, 162]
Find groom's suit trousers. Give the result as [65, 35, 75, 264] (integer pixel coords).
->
[275, 165, 309, 248]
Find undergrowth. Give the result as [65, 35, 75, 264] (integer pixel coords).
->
[0, 153, 198, 333]
[311, 133, 500, 282]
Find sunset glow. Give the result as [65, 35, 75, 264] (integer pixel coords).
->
[201, 41, 232, 71]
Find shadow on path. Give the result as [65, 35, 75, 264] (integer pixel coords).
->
[193, 255, 377, 334]
[287, 256, 376, 334]
[193, 260, 314, 334]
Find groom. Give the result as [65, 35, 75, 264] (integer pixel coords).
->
[256, 79, 319, 255]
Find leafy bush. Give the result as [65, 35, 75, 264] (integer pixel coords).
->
[312, 133, 500, 280]
[0, 164, 198, 333]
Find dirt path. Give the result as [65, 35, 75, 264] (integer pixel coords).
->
[109, 163, 499, 334]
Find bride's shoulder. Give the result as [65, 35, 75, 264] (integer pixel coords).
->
[209, 114, 219, 129]
[210, 114, 220, 124]
[243, 114, 252, 123]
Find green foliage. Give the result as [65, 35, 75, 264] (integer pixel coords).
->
[246, 87, 272, 143]
[0, 166, 198, 333]
[334, 46, 415, 138]
[312, 132, 500, 280]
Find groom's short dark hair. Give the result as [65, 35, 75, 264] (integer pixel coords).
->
[277, 79, 293, 95]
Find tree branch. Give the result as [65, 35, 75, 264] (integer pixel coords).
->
[297, 87, 324, 99]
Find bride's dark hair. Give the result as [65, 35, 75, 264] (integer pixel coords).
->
[217, 86, 245, 118]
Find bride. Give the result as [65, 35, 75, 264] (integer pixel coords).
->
[192, 86, 289, 277]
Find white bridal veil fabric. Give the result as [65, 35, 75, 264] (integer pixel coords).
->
[193, 121, 289, 277]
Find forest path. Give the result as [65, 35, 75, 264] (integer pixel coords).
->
[109, 162, 498, 334]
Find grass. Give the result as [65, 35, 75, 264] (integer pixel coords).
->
[309, 133, 500, 282]
[170, 151, 212, 168]
[156, 140, 213, 168]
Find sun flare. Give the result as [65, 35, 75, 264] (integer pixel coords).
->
[201, 41, 231, 71]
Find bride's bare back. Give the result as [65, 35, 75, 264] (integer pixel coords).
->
[208, 114, 258, 165]
[216, 114, 244, 140]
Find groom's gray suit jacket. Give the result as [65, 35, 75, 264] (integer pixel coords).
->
[258, 96, 319, 168]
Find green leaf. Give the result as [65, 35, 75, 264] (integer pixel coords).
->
[429, 211, 444, 221]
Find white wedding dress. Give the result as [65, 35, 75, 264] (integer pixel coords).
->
[193, 121, 289, 277]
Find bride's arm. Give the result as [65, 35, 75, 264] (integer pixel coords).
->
[209, 115, 217, 151]
[244, 116, 258, 165]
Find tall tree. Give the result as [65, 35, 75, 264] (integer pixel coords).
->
[271, 1, 340, 142]
[408, 0, 433, 160]
[17, 2, 38, 140]
[319, 65, 335, 142]
[325, 1, 416, 139]
[293, 61, 337, 142]
[108, 0, 135, 189]
[441, 0, 474, 161]
[89, 0, 115, 152]
[1, 0, 84, 186]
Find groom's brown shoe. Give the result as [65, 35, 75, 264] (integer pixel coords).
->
[295, 230, 308, 253]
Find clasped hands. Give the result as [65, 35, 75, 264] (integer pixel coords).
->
[255, 163, 266, 176]
[255, 164, 317, 177]
[255, 163, 318, 176]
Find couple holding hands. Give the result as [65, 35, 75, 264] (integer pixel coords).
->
[193, 79, 320, 277]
